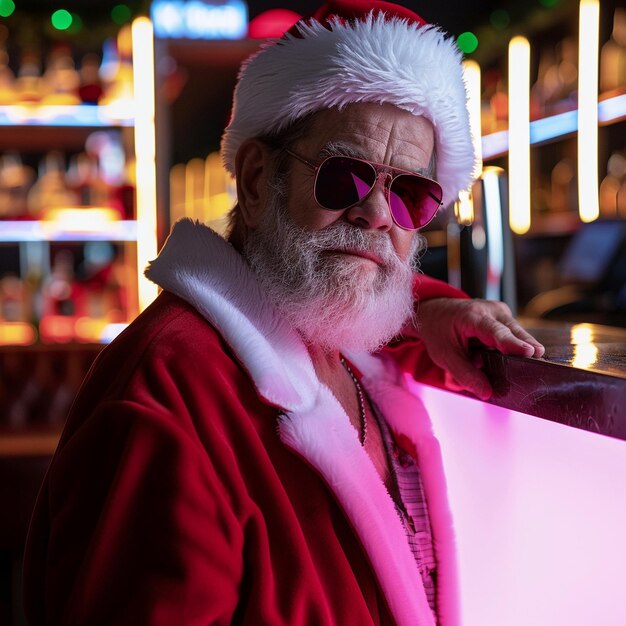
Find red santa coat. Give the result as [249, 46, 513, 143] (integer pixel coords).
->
[24, 220, 467, 626]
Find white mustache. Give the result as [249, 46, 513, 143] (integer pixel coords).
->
[303, 221, 400, 263]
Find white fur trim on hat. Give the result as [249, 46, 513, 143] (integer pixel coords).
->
[221, 12, 477, 208]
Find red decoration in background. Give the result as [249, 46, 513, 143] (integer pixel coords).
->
[312, 0, 426, 26]
[248, 9, 302, 39]
[285, 0, 427, 41]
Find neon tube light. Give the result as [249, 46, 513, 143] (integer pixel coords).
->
[482, 167, 505, 300]
[578, 0, 600, 223]
[599, 93, 626, 122]
[508, 36, 531, 235]
[455, 60, 483, 225]
[0, 220, 138, 242]
[132, 18, 159, 311]
[0, 104, 134, 127]
[463, 60, 483, 172]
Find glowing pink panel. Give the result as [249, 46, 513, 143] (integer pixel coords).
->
[407, 380, 626, 626]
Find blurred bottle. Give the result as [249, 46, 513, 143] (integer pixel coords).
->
[539, 38, 578, 113]
[99, 37, 120, 91]
[79, 241, 124, 320]
[0, 274, 26, 322]
[600, 152, 626, 218]
[78, 52, 104, 104]
[489, 79, 508, 132]
[66, 152, 110, 207]
[85, 130, 132, 217]
[531, 47, 560, 119]
[100, 25, 134, 113]
[42, 44, 81, 105]
[23, 259, 43, 326]
[550, 158, 576, 213]
[42, 249, 75, 317]
[113, 158, 136, 218]
[66, 152, 93, 206]
[27, 152, 79, 216]
[554, 38, 578, 109]
[0, 33, 16, 105]
[0, 152, 35, 217]
[600, 8, 626, 93]
[16, 49, 43, 104]
[480, 68, 500, 134]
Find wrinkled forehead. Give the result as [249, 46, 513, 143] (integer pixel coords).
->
[298, 103, 436, 172]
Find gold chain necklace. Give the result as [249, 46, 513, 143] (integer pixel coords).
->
[340, 356, 367, 446]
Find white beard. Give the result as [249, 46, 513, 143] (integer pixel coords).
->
[243, 185, 423, 353]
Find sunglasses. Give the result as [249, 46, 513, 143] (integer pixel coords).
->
[284, 148, 443, 230]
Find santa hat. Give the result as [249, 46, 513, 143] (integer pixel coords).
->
[221, 0, 476, 208]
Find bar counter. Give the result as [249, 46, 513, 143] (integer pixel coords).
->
[481, 319, 626, 441]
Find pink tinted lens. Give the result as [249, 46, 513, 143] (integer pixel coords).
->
[315, 157, 377, 210]
[389, 174, 442, 229]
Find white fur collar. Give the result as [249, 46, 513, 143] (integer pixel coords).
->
[146, 218, 320, 411]
[145, 219, 458, 626]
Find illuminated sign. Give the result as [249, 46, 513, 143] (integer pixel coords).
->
[151, 0, 247, 40]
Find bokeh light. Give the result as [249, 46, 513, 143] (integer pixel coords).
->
[0, 0, 15, 18]
[51, 9, 73, 30]
[490, 9, 511, 30]
[457, 31, 479, 54]
[111, 4, 133, 25]
[67, 13, 83, 34]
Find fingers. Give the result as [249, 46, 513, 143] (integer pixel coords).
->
[468, 303, 545, 358]
[502, 319, 545, 357]
[477, 319, 534, 356]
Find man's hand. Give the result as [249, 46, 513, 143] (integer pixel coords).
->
[410, 298, 545, 400]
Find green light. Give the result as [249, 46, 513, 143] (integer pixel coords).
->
[51, 9, 73, 31]
[67, 12, 83, 34]
[539, 0, 559, 7]
[111, 4, 132, 25]
[457, 31, 479, 55]
[0, 0, 15, 18]
[490, 9, 511, 30]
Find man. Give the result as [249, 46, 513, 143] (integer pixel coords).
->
[23, 2, 544, 625]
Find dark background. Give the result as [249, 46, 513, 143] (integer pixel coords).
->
[4, 1, 586, 161]
[11, 0, 578, 39]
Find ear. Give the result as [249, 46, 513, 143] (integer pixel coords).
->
[235, 139, 272, 229]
